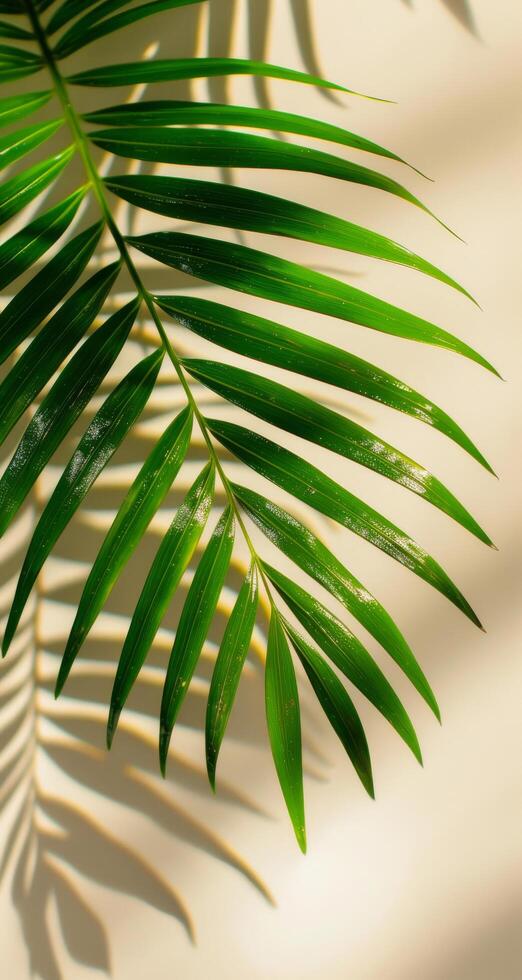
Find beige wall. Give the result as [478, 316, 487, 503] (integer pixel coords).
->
[1, 2, 521, 977]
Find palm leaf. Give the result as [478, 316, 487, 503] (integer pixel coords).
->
[0, 0, 493, 863]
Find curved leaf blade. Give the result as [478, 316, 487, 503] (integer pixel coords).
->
[86, 99, 416, 172]
[108, 174, 469, 297]
[3, 347, 163, 655]
[0, 187, 84, 291]
[205, 562, 258, 789]
[0, 118, 63, 172]
[265, 612, 306, 852]
[0, 20, 34, 41]
[0, 260, 121, 450]
[48, 0, 112, 33]
[288, 627, 374, 797]
[95, 128, 438, 222]
[68, 57, 359, 94]
[56, 405, 193, 694]
[185, 358, 492, 545]
[106, 462, 215, 743]
[232, 483, 439, 718]
[265, 565, 422, 764]
[0, 147, 74, 227]
[0, 219, 103, 367]
[129, 232, 497, 373]
[159, 507, 235, 774]
[55, 0, 206, 58]
[0, 90, 51, 129]
[157, 295, 491, 471]
[0, 298, 139, 541]
[207, 419, 482, 628]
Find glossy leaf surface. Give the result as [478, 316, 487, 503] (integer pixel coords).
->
[265, 613, 306, 852]
[205, 563, 258, 789]
[157, 295, 490, 469]
[233, 483, 439, 718]
[186, 357, 491, 544]
[56, 405, 193, 694]
[159, 507, 235, 773]
[0, 299, 139, 540]
[107, 463, 215, 743]
[129, 232, 496, 371]
[288, 627, 374, 797]
[207, 419, 482, 627]
[4, 348, 163, 654]
[265, 564, 422, 763]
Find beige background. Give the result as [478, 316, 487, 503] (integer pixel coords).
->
[1, 1, 521, 977]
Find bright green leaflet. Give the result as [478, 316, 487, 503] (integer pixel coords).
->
[129, 232, 496, 371]
[0, 220, 103, 366]
[265, 563, 422, 764]
[288, 627, 374, 798]
[0, 119, 63, 172]
[232, 483, 439, 719]
[107, 463, 215, 745]
[159, 506, 235, 774]
[107, 174, 469, 297]
[56, 406, 193, 696]
[0, 261, 120, 449]
[206, 563, 258, 789]
[157, 295, 490, 470]
[0, 299, 139, 543]
[85, 99, 419, 172]
[185, 357, 492, 544]
[0, 0, 497, 850]
[95, 127, 444, 226]
[207, 419, 482, 627]
[265, 613, 306, 853]
[0, 188, 84, 291]
[0, 148, 73, 226]
[3, 349, 163, 655]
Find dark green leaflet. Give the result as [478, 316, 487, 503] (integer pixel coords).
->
[205, 563, 258, 789]
[85, 99, 416, 172]
[157, 295, 491, 470]
[0, 148, 73, 227]
[68, 57, 355, 93]
[265, 613, 306, 853]
[0, 65, 43, 84]
[129, 232, 496, 373]
[106, 463, 215, 744]
[48, 0, 112, 33]
[54, 0, 206, 58]
[0, 261, 120, 450]
[3, 348, 163, 656]
[107, 174, 468, 297]
[95, 128, 438, 223]
[0, 43, 41, 64]
[0, 20, 34, 40]
[0, 119, 63, 172]
[159, 507, 235, 774]
[0, 187, 84, 291]
[0, 299, 139, 541]
[0, 91, 51, 129]
[207, 419, 482, 627]
[265, 564, 422, 764]
[288, 627, 374, 797]
[185, 358, 491, 545]
[232, 484, 439, 718]
[56, 405, 193, 695]
[0, 220, 103, 367]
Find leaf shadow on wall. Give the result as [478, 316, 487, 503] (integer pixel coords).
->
[0, 0, 477, 976]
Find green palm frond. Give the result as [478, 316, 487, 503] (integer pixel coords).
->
[0, 0, 493, 859]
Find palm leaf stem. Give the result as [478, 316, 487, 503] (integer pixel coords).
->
[24, 0, 278, 616]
